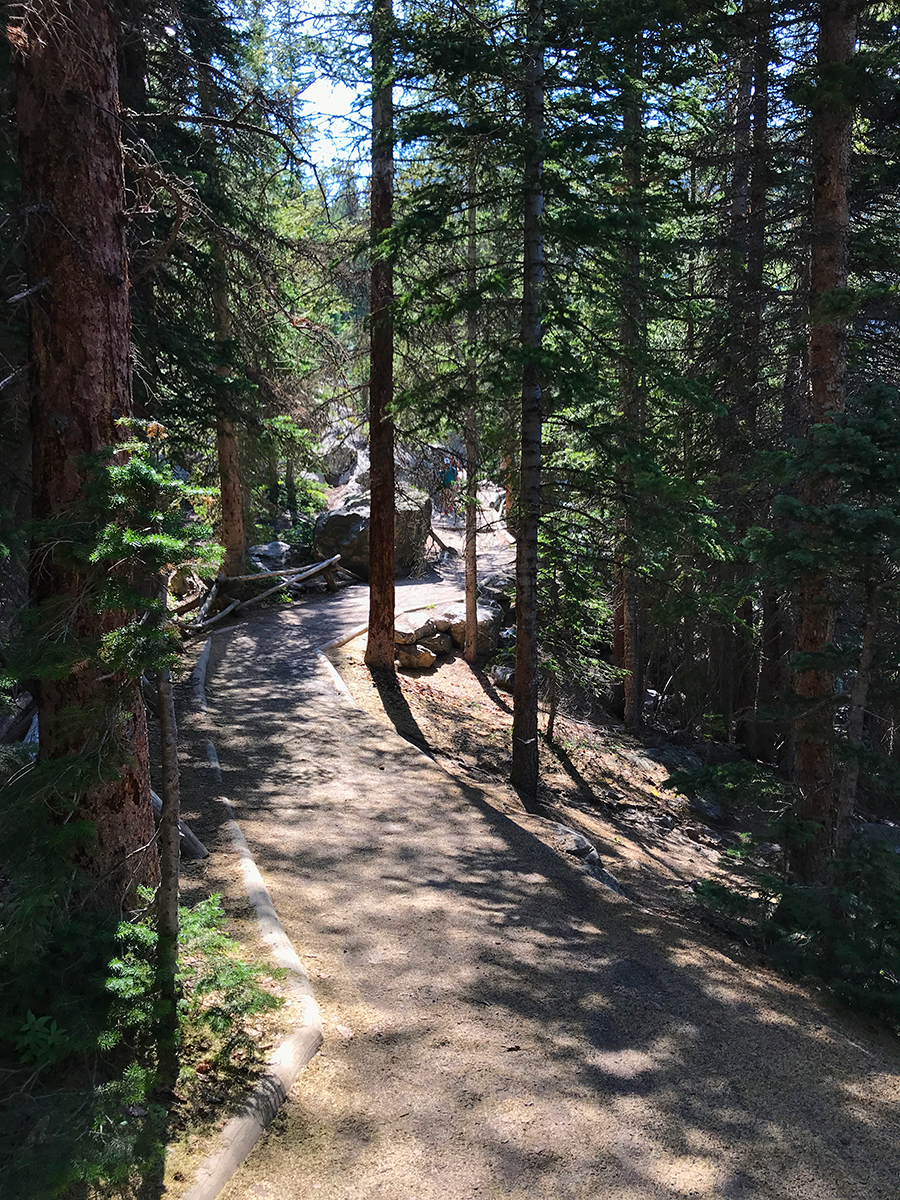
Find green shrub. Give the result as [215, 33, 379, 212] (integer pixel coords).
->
[665, 758, 787, 816]
[0, 894, 282, 1198]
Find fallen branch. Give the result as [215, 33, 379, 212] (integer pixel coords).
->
[173, 591, 205, 616]
[190, 598, 239, 634]
[220, 555, 340, 584]
[0, 699, 36, 745]
[193, 577, 222, 625]
[232, 555, 341, 613]
[150, 789, 208, 860]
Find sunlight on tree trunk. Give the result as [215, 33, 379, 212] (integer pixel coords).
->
[366, 0, 397, 671]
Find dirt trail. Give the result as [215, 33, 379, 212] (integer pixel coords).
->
[174, 528, 900, 1200]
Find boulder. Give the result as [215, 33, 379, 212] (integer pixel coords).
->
[862, 823, 900, 853]
[396, 644, 437, 671]
[319, 432, 361, 486]
[394, 615, 437, 645]
[550, 822, 601, 864]
[248, 540, 291, 571]
[489, 664, 515, 692]
[478, 580, 514, 618]
[439, 601, 501, 655]
[689, 795, 726, 824]
[419, 632, 453, 655]
[313, 489, 432, 579]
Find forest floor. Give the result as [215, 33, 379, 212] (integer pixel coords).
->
[161, 515, 900, 1200]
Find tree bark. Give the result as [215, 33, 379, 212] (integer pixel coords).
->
[835, 578, 878, 847]
[510, 0, 544, 808]
[365, 0, 397, 670]
[14, 0, 158, 909]
[791, 0, 859, 883]
[199, 61, 246, 578]
[464, 152, 479, 665]
[216, 413, 245, 577]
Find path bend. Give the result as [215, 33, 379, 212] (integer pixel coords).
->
[187, 559, 898, 1200]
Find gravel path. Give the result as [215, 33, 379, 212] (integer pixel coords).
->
[183, 536, 900, 1200]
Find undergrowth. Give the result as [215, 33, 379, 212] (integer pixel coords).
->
[673, 762, 900, 1029]
[0, 894, 282, 1198]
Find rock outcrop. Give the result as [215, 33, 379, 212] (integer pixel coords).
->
[313, 489, 432, 579]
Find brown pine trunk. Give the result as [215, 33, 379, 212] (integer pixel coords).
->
[754, 588, 787, 764]
[216, 414, 245, 577]
[791, 0, 859, 883]
[155, 662, 181, 1074]
[510, 0, 544, 808]
[14, 0, 158, 909]
[464, 154, 479, 665]
[199, 61, 246, 578]
[365, 0, 396, 670]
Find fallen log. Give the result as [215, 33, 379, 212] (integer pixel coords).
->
[186, 556, 343, 634]
[173, 591, 205, 616]
[190, 598, 240, 634]
[193, 576, 222, 625]
[218, 556, 340, 584]
[231, 555, 342, 613]
[0, 698, 36, 744]
[150, 789, 209, 860]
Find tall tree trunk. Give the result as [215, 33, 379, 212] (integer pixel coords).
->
[464, 153, 479, 665]
[199, 62, 245, 578]
[791, 0, 859, 883]
[365, 0, 396, 670]
[285, 454, 299, 524]
[216, 414, 245, 576]
[14, 0, 157, 909]
[613, 34, 644, 735]
[511, 0, 544, 808]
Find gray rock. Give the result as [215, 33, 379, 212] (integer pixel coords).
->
[394, 615, 437, 645]
[313, 489, 432, 579]
[689, 794, 725, 823]
[319, 432, 361, 485]
[440, 601, 501, 655]
[862, 823, 900, 853]
[248, 540, 291, 569]
[419, 632, 453, 655]
[550, 822, 600, 861]
[595, 867, 627, 896]
[396, 644, 437, 670]
[489, 664, 515, 692]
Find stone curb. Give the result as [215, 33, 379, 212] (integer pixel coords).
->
[181, 637, 324, 1200]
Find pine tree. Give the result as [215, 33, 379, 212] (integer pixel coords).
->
[11, 0, 158, 908]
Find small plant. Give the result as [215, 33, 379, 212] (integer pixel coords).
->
[13, 1011, 69, 1067]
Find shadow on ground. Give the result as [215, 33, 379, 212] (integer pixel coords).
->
[175, 587, 898, 1200]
